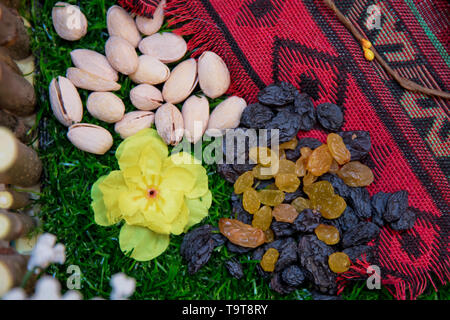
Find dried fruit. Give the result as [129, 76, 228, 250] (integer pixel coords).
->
[275, 173, 300, 193]
[225, 258, 244, 279]
[307, 144, 333, 176]
[249, 147, 274, 167]
[264, 229, 275, 243]
[271, 221, 296, 237]
[258, 82, 297, 106]
[327, 133, 351, 165]
[343, 245, 374, 263]
[347, 187, 372, 219]
[180, 225, 215, 274]
[303, 171, 318, 186]
[316, 103, 344, 131]
[206, 97, 247, 136]
[391, 207, 417, 231]
[291, 197, 311, 213]
[277, 159, 297, 175]
[384, 190, 409, 223]
[330, 206, 359, 233]
[293, 209, 321, 232]
[243, 188, 260, 214]
[283, 188, 306, 203]
[219, 218, 265, 248]
[274, 238, 297, 272]
[314, 224, 340, 245]
[240, 103, 274, 129]
[319, 173, 351, 199]
[114, 111, 155, 139]
[226, 242, 253, 254]
[328, 252, 351, 273]
[87, 92, 125, 123]
[295, 157, 306, 177]
[304, 181, 346, 219]
[292, 93, 316, 131]
[217, 163, 240, 184]
[371, 192, 391, 226]
[252, 206, 272, 231]
[342, 222, 380, 248]
[281, 265, 305, 287]
[270, 272, 295, 295]
[266, 110, 302, 143]
[197, 51, 231, 99]
[234, 171, 254, 195]
[260, 248, 279, 272]
[337, 161, 374, 187]
[329, 160, 339, 174]
[298, 138, 323, 150]
[258, 189, 285, 206]
[338, 131, 371, 161]
[280, 138, 298, 150]
[252, 165, 274, 180]
[272, 204, 299, 223]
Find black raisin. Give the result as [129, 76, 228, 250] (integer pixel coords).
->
[226, 241, 253, 254]
[317, 103, 344, 131]
[371, 192, 391, 227]
[332, 206, 359, 233]
[181, 225, 215, 274]
[292, 93, 316, 131]
[311, 291, 341, 300]
[343, 245, 374, 263]
[284, 188, 307, 203]
[384, 190, 409, 223]
[275, 238, 298, 272]
[240, 103, 274, 128]
[266, 110, 303, 143]
[342, 222, 380, 248]
[298, 137, 323, 150]
[270, 272, 296, 295]
[293, 209, 321, 233]
[347, 187, 372, 220]
[319, 173, 351, 199]
[258, 82, 298, 107]
[390, 207, 417, 231]
[338, 131, 371, 161]
[281, 265, 306, 287]
[271, 221, 297, 237]
[217, 163, 240, 184]
[225, 258, 244, 279]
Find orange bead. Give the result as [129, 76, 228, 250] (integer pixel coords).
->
[364, 48, 375, 61]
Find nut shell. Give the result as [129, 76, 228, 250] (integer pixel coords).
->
[162, 58, 198, 104]
[198, 51, 231, 99]
[114, 111, 155, 139]
[49, 76, 83, 127]
[182, 95, 209, 144]
[129, 55, 170, 85]
[155, 103, 184, 146]
[52, 2, 88, 41]
[130, 84, 163, 111]
[67, 124, 113, 155]
[139, 32, 187, 63]
[87, 92, 125, 123]
[207, 96, 247, 136]
[70, 49, 119, 82]
[105, 36, 139, 75]
[66, 68, 121, 91]
[135, 0, 165, 36]
[107, 5, 141, 48]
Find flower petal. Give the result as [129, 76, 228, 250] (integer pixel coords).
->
[169, 202, 189, 235]
[139, 145, 163, 177]
[184, 190, 212, 230]
[118, 189, 148, 221]
[160, 167, 195, 193]
[91, 176, 111, 226]
[119, 224, 170, 261]
[159, 189, 184, 223]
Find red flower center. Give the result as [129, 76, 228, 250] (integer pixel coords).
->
[147, 187, 159, 199]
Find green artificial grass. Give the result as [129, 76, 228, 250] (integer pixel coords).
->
[23, 0, 448, 300]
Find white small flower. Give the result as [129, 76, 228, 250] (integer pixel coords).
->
[110, 273, 136, 300]
[27, 233, 66, 270]
[31, 276, 61, 300]
[2, 288, 27, 300]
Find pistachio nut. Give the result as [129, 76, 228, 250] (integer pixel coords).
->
[107, 5, 141, 48]
[87, 92, 125, 123]
[114, 111, 155, 139]
[52, 2, 88, 41]
[155, 103, 184, 146]
[135, 0, 165, 36]
[206, 96, 247, 136]
[70, 49, 119, 82]
[198, 51, 231, 99]
[105, 36, 139, 75]
[182, 95, 209, 144]
[129, 55, 170, 85]
[162, 58, 198, 104]
[67, 123, 113, 155]
[138, 32, 187, 63]
[130, 84, 163, 111]
[66, 67, 121, 92]
[49, 76, 83, 127]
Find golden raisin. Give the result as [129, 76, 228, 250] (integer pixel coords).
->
[295, 157, 306, 177]
[316, 194, 347, 219]
[291, 197, 311, 212]
[329, 159, 339, 174]
[304, 181, 335, 204]
[258, 189, 285, 206]
[243, 188, 260, 214]
[277, 159, 297, 175]
[264, 229, 274, 243]
[272, 204, 299, 223]
[260, 248, 279, 272]
[337, 161, 374, 187]
[280, 138, 298, 150]
[249, 147, 277, 167]
[327, 133, 351, 165]
[306, 144, 333, 176]
[328, 252, 351, 273]
[314, 224, 340, 245]
[300, 147, 313, 160]
[275, 173, 300, 193]
[234, 171, 254, 194]
[252, 206, 273, 231]
[303, 171, 318, 186]
[252, 165, 274, 180]
[219, 218, 266, 248]
[279, 149, 286, 160]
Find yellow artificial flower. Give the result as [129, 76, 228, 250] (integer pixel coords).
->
[91, 129, 211, 261]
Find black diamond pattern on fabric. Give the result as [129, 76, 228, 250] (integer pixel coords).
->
[236, 0, 285, 27]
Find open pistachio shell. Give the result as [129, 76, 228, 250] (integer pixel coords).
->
[49, 76, 83, 127]
[155, 103, 184, 146]
[114, 111, 155, 139]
